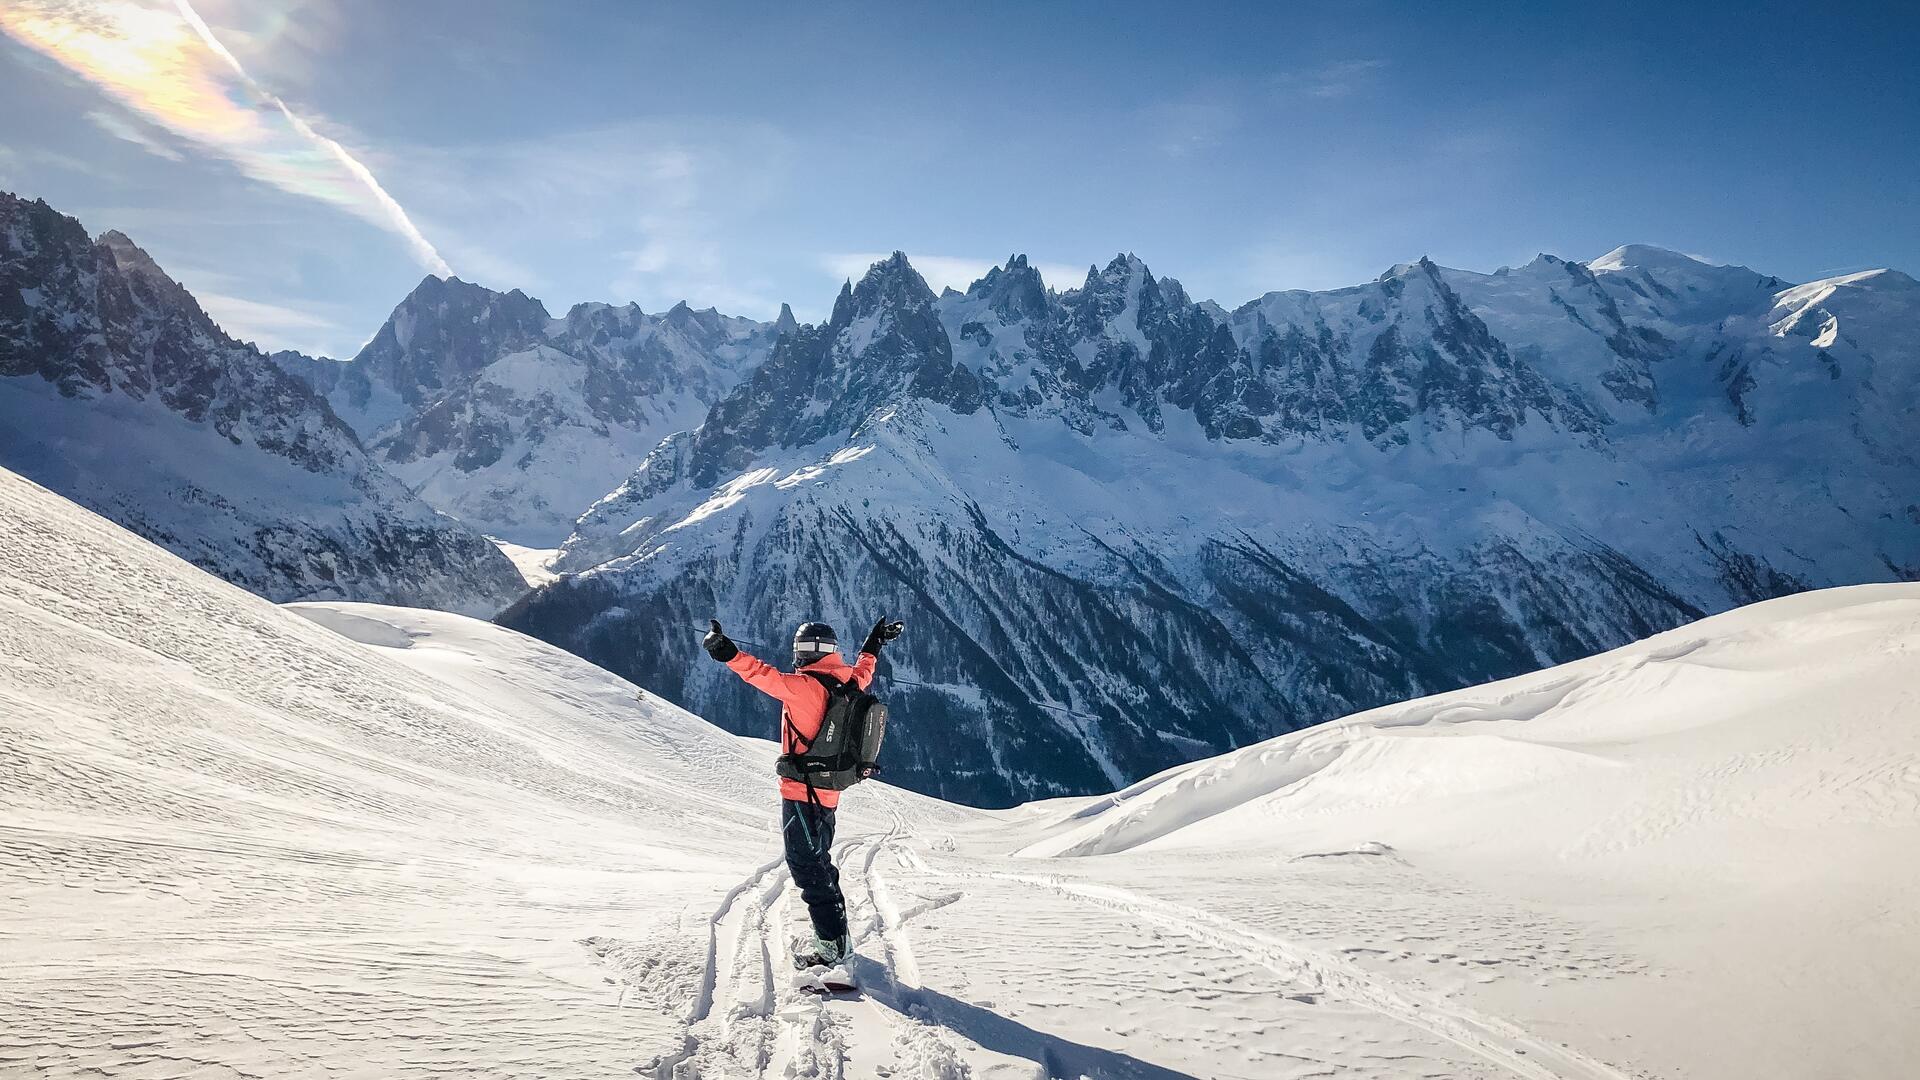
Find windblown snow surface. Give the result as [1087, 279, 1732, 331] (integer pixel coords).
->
[3, 464, 1917, 1079]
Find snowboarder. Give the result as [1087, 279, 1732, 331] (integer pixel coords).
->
[703, 615, 904, 971]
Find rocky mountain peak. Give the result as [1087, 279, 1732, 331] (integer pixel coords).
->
[664, 299, 727, 341]
[94, 228, 216, 333]
[828, 280, 856, 327]
[1156, 274, 1193, 310]
[392, 274, 548, 322]
[353, 274, 550, 403]
[774, 302, 799, 336]
[835, 251, 936, 327]
[966, 252, 1050, 321]
[682, 253, 981, 487]
[95, 229, 153, 271]
[2, 194, 527, 612]
[1079, 252, 1150, 293]
[1063, 253, 1159, 338]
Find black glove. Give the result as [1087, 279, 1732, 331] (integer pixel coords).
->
[702, 619, 738, 662]
[861, 617, 904, 655]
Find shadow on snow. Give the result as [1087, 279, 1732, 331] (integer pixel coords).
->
[851, 956, 1203, 1080]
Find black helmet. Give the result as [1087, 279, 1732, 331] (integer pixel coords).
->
[793, 621, 838, 668]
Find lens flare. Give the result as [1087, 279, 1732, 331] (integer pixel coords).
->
[0, 0, 451, 275]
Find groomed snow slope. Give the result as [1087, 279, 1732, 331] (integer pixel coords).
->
[4, 463, 1918, 1078]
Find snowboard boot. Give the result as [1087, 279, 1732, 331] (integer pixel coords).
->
[792, 933, 851, 971]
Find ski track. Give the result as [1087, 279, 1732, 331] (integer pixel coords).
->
[655, 811, 1627, 1080]
[899, 842, 1630, 1080]
[843, 825, 975, 1077]
[651, 821, 985, 1080]
[646, 854, 788, 1079]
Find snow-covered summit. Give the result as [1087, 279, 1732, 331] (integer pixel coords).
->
[277, 273, 786, 544]
[1587, 242, 1718, 272]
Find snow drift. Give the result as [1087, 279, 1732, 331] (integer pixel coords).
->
[1005, 583, 1920, 1077]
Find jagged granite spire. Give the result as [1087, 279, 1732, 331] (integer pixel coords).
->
[966, 254, 1051, 321]
[686, 252, 982, 485]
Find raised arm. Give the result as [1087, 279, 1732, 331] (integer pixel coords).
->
[848, 649, 877, 690]
[852, 617, 904, 689]
[702, 620, 822, 709]
[724, 649, 826, 708]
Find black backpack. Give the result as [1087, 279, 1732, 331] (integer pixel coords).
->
[776, 673, 888, 794]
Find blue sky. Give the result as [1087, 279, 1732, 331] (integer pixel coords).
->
[2, 0, 1915, 357]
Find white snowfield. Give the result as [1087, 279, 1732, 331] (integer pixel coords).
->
[3, 463, 1917, 1079]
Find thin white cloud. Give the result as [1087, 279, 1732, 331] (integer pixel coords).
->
[0, 0, 450, 275]
[1274, 58, 1390, 101]
[1135, 98, 1239, 159]
[194, 290, 347, 356]
[0, 141, 98, 175]
[821, 253, 1088, 295]
[400, 121, 795, 317]
[84, 108, 183, 160]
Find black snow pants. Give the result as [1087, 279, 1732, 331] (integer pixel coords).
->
[781, 797, 847, 942]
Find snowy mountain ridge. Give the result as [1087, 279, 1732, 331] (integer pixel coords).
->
[502, 245, 1918, 806]
[277, 277, 788, 544]
[0, 192, 525, 613]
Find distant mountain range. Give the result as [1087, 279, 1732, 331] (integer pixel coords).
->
[498, 248, 1918, 806]
[273, 278, 790, 544]
[6, 187, 1914, 805]
[0, 193, 523, 614]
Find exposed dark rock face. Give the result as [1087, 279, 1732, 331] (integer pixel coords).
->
[27, 200, 1894, 810]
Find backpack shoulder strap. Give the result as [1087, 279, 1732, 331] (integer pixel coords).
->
[783, 711, 810, 755]
[786, 672, 844, 756]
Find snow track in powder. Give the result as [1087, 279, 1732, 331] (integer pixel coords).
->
[653, 822, 1004, 1080]
[909, 852, 1633, 1080]
[839, 828, 978, 1078]
[647, 854, 789, 1078]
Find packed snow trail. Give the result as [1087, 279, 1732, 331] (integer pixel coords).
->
[5, 466, 1919, 1078]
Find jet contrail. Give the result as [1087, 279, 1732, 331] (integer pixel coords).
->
[170, 0, 452, 276]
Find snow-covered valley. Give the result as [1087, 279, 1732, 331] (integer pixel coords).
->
[6, 464, 1916, 1079]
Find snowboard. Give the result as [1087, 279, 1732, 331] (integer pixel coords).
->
[793, 963, 857, 995]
